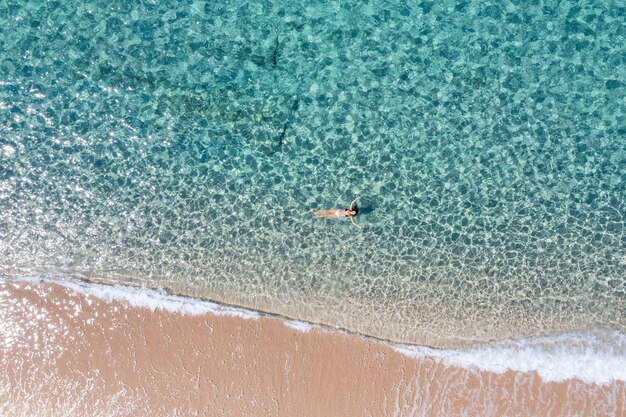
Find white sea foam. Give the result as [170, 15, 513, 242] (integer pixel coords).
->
[3, 275, 625, 385]
[394, 330, 626, 385]
[283, 320, 316, 333]
[5, 276, 260, 320]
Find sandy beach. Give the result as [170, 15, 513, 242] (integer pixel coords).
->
[1, 279, 624, 417]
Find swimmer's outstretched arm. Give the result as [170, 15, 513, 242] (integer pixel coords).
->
[350, 216, 361, 228]
[349, 196, 361, 211]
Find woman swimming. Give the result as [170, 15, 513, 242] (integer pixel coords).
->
[312, 197, 361, 228]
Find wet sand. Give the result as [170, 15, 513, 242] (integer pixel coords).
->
[1, 279, 624, 417]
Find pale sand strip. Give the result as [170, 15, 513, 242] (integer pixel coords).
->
[1, 280, 624, 416]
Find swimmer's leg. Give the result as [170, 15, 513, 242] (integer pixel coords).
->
[313, 213, 336, 218]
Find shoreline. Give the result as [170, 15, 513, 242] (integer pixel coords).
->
[2, 274, 625, 386]
[4, 273, 470, 350]
[3, 271, 622, 351]
[2, 277, 624, 416]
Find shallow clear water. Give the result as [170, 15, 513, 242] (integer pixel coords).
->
[0, 0, 625, 346]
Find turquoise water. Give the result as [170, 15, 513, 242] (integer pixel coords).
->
[0, 0, 624, 346]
